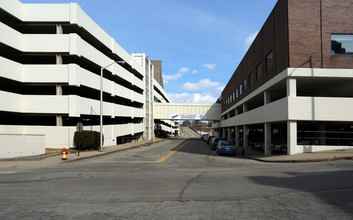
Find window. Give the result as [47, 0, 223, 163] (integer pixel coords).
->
[236, 88, 239, 98]
[233, 91, 235, 100]
[256, 63, 262, 80]
[249, 72, 253, 87]
[239, 84, 243, 95]
[244, 80, 247, 90]
[265, 51, 273, 72]
[331, 34, 353, 55]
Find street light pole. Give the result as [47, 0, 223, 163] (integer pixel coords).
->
[100, 60, 125, 152]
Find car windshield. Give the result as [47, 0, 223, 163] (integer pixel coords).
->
[220, 141, 230, 146]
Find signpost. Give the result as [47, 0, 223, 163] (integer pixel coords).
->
[76, 122, 83, 157]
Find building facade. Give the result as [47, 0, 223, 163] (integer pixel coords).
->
[214, 0, 353, 155]
[0, 0, 177, 158]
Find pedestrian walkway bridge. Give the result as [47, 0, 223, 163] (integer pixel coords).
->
[153, 103, 222, 121]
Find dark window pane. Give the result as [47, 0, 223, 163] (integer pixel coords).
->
[331, 34, 353, 55]
[256, 63, 262, 80]
[265, 51, 273, 72]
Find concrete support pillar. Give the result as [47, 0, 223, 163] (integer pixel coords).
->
[56, 24, 63, 127]
[235, 126, 239, 147]
[222, 128, 226, 138]
[264, 123, 272, 156]
[235, 108, 239, 116]
[286, 78, 297, 97]
[243, 103, 248, 113]
[243, 125, 249, 154]
[264, 91, 271, 104]
[227, 127, 231, 142]
[287, 121, 297, 155]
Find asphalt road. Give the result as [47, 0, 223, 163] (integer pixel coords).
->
[1, 128, 353, 219]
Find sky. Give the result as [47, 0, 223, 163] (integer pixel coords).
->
[21, 0, 278, 103]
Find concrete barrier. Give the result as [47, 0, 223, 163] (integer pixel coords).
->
[0, 134, 45, 158]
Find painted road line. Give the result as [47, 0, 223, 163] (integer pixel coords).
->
[90, 161, 158, 163]
[157, 141, 189, 163]
[0, 172, 18, 174]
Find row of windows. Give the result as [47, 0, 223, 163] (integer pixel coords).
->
[223, 34, 353, 107]
[224, 50, 273, 105]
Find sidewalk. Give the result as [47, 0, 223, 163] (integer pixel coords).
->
[0, 139, 166, 170]
[240, 148, 353, 163]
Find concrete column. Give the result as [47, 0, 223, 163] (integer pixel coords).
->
[287, 121, 297, 155]
[235, 108, 239, 116]
[222, 128, 226, 138]
[243, 103, 248, 113]
[264, 123, 272, 156]
[235, 126, 239, 147]
[227, 127, 231, 142]
[286, 78, 297, 97]
[56, 24, 63, 127]
[264, 91, 271, 105]
[243, 125, 249, 154]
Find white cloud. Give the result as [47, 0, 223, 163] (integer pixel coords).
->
[192, 69, 198, 74]
[214, 86, 225, 96]
[178, 67, 189, 74]
[163, 73, 182, 85]
[163, 67, 189, 85]
[181, 79, 220, 92]
[168, 92, 218, 103]
[244, 31, 259, 50]
[203, 63, 216, 70]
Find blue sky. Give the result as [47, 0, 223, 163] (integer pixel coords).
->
[21, 0, 278, 103]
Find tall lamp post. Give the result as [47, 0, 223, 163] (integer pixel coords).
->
[100, 60, 125, 152]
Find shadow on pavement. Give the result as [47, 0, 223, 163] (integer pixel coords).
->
[248, 170, 353, 216]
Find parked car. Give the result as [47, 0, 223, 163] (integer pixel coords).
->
[206, 136, 214, 144]
[210, 137, 225, 151]
[216, 140, 236, 156]
[201, 134, 207, 140]
[209, 137, 216, 146]
[270, 141, 287, 153]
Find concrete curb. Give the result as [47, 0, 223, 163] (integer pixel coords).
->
[0, 153, 59, 162]
[239, 153, 353, 163]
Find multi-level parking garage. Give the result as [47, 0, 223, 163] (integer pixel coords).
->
[213, 0, 353, 155]
[0, 0, 178, 158]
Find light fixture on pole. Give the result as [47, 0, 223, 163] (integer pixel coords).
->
[100, 60, 125, 152]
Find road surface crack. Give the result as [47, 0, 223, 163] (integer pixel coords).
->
[178, 172, 205, 201]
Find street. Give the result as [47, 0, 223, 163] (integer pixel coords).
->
[0, 127, 353, 219]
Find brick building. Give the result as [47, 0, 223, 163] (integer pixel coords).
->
[214, 0, 353, 155]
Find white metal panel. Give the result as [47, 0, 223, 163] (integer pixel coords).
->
[23, 34, 70, 52]
[0, 91, 23, 113]
[0, 56, 22, 82]
[0, 0, 23, 21]
[23, 95, 69, 114]
[0, 22, 22, 50]
[23, 4, 70, 21]
[288, 97, 353, 122]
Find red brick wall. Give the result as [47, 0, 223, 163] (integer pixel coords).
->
[222, 0, 353, 113]
[222, 0, 289, 112]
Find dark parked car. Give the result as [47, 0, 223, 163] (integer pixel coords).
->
[201, 134, 208, 140]
[216, 140, 236, 156]
[210, 137, 225, 151]
[206, 136, 214, 144]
